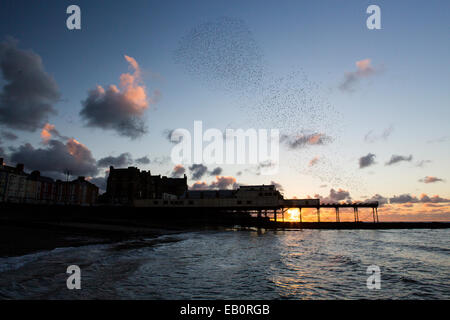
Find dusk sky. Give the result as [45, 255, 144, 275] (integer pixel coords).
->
[0, 0, 449, 221]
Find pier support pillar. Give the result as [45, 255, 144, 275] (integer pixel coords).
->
[372, 208, 376, 223]
[299, 207, 302, 223]
[317, 208, 320, 222]
[257, 210, 262, 219]
[376, 208, 379, 223]
[335, 207, 340, 222]
[274, 209, 277, 222]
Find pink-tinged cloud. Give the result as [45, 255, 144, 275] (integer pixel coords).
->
[340, 58, 378, 92]
[80, 55, 155, 139]
[355, 59, 374, 73]
[40, 123, 68, 144]
[10, 137, 98, 177]
[281, 132, 332, 149]
[419, 176, 445, 183]
[124, 55, 139, 71]
[171, 164, 186, 178]
[190, 181, 209, 190]
[66, 138, 92, 162]
[309, 156, 320, 167]
[40, 123, 54, 143]
[210, 176, 238, 189]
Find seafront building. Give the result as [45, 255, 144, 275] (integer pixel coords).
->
[0, 158, 98, 205]
[0, 161, 27, 202]
[0, 161, 379, 222]
[103, 166, 188, 204]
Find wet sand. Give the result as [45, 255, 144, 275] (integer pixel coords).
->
[0, 220, 179, 258]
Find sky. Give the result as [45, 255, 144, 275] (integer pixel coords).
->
[0, 0, 449, 221]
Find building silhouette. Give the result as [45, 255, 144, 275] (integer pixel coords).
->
[0, 158, 98, 205]
[104, 166, 188, 204]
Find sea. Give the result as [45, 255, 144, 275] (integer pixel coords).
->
[0, 228, 448, 299]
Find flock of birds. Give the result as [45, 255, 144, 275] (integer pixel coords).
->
[173, 16, 364, 195]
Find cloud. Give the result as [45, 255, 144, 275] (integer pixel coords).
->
[315, 188, 352, 203]
[209, 167, 223, 176]
[359, 153, 376, 168]
[416, 160, 432, 168]
[0, 39, 60, 131]
[80, 55, 151, 139]
[148, 155, 171, 165]
[189, 163, 208, 180]
[339, 58, 378, 92]
[418, 176, 445, 184]
[364, 126, 394, 143]
[1, 131, 18, 141]
[40, 123, 67, 144]
[389, 194, 419, 204]
[308, 156, 320, 167]
[385, 154, 412, 165]
[419, 194, 450, 203]
[389, 193, 450, 204]
[9, 138, 98, 177]
[163, 129, 177, 143]
[210, 176, 238, 189]
[40, 123, 55, 143]
[190, 181, 209, 190]
[365, 194, 389, 206]
[170, 164, 186, 178]
[87, 170, 110, 193]
[281, 132, 332, 149]
[135, 155, 150, 165]
[97, 152, 133, 168]
[190, 176, 239, 190]
[88, 176, 107, 193]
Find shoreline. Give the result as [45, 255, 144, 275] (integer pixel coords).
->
[1, 219, 449, 258]
[0, 219, 184, 258]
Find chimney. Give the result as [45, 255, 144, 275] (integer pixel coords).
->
[16, 163, 24, 173]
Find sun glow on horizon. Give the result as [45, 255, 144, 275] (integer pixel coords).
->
[285, 208, 301, 222]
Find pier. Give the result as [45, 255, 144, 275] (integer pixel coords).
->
[279, 200, 379, 223]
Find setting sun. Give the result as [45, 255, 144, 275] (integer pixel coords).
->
[285, 208, 300, 222]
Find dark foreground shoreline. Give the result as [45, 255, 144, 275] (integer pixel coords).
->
[1, 203, 448, 257]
